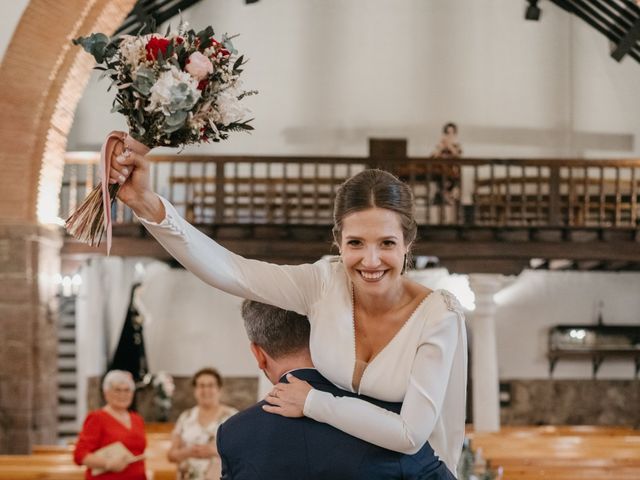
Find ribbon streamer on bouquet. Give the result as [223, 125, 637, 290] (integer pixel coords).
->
[100, 131, 126, 256]
[100, 131, 151, 255]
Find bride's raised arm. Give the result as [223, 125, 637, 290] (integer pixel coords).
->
[139, 195, 328, 315]
[111, 147, 327, 315]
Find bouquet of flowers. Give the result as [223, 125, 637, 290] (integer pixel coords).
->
[66, 23, 256, 253]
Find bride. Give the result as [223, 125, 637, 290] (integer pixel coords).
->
[110, 143, 467, 478]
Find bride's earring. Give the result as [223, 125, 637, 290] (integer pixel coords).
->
[401, 254, 408, 275]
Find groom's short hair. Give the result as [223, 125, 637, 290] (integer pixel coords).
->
[241, 300, 310, 359]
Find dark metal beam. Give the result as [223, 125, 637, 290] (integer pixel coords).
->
[549, 0, 640, 63]
[115, 0, 204, 36]
[612, 17, 640, 61]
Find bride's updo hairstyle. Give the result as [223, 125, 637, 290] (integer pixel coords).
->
[332, 169, 417, 247]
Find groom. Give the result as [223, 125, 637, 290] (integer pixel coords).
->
[216, 300, 443, 480]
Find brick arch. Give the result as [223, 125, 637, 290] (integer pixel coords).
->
[0, 0, 136, 223]
[0, 0, 137, 453]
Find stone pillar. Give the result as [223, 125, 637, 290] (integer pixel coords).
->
[0, 224, 62, 453]
[468, 273, 502, 432]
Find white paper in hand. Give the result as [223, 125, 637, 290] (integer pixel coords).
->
[91, 441, 144, 475]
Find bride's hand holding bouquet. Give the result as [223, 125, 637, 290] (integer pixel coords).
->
[108, 137, 163, 223]
[66, 24, 256, 252]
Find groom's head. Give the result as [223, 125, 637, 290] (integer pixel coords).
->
[241, 300, 313, 384]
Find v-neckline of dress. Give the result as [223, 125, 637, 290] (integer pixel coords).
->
[103, 408, 133, 431]
[349, 285, 440, 392]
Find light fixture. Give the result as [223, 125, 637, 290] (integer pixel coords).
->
[525, 0, 541, 21]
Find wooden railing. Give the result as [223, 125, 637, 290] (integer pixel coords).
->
[60, 153, 640, 229]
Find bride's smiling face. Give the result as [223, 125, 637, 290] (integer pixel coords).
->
[339, 207, 408, 295]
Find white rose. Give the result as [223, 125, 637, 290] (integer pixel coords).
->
[215, 87, 251, 126]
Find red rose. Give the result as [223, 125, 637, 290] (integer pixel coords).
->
[145, 36, 171, 61]
[175, 36, 184, 45]
[197, 79, 208, 91]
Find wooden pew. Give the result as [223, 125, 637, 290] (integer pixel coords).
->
[467, 425, 640, 480]
[0, 432, 177, 480]
[0, 455, 84, 480]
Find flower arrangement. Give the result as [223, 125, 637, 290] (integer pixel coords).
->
[457, 439, 502, 480]
[65, 23, 256, 252]
[141, 371, 175, 421]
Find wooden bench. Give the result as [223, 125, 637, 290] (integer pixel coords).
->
[12, 425, 640, 480]
[0, 433, 177, 480]
[467, 425, 640, 480]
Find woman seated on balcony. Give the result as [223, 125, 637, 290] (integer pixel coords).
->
[109, 141, 467, 478]
[430, 122, 462, 205]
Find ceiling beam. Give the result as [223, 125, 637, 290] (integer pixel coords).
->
[612, 18, 640, 61]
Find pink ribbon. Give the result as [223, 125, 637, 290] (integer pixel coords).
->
[100, 131, 150, 255]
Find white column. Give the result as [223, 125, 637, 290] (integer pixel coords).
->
[468, 274, 502, 432]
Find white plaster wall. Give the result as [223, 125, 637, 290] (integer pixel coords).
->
[494, 270, 640, 380]
[135, 267, 257, 377]
[0, 0, 30, 63]
[68, 0, 640, 158]
[74, 260, 640, 419]
[75, 256, 161, 422]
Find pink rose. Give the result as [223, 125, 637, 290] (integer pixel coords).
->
[185, 51, 213, 81]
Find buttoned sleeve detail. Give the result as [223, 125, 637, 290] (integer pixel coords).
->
[136, 195, 330, 316]
[303, 305, 461, 456]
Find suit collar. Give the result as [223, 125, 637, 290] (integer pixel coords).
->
[279, 368, 330, 386]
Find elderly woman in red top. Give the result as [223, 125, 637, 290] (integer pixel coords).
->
[74, 370, 147, 479]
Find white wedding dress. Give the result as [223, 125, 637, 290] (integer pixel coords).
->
[138, 196, 468, 475]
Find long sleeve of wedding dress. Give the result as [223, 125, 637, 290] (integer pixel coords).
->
[136, 195, 328, 315]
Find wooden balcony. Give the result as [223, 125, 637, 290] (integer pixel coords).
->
[60, 141, 640, 274]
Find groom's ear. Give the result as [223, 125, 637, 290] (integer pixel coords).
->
[250, 342, 268, 370]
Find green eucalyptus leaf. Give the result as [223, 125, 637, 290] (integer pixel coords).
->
[73, 33, 110, 64]
[170, 83, 200, 111]
[134, 66, 155, 95]
[165, 110, 188, 132]
[103, 42, 120, 62]
[222, 34, 238, 55]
